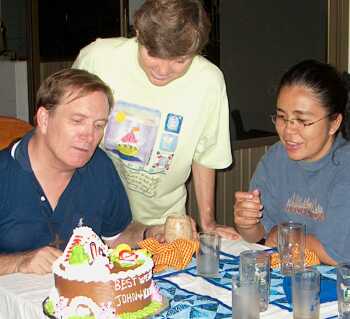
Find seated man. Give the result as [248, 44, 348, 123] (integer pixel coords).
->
[0, 68, 153, 275]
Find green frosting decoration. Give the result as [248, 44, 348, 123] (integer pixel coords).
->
[109, 249, 119, 264]
[69, 244, 90, 265]
[44, 298, 55, 316]
[119, 301, 163, 319]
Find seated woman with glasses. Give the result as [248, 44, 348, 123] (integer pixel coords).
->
[234, 59, 350, 265]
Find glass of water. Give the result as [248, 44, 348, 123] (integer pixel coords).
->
[239, 250, 271, 312]
[164, 213, 193, 243]
[292, 268, 320, 319]
[337, 263, 350, 319]
[196, 232, 220, 278]
[232, 274, 260, 319]
[278, 221, 305, 276]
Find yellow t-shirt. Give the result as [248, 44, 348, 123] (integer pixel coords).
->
[73, 37, 232, 225]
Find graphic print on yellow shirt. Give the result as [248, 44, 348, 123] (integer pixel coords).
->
[105, 101, 160, 166]
[104, 100, 182, 197]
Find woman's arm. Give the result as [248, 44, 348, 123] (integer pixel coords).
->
[192, 162, 240, 240]
[265, 226, 337, 265]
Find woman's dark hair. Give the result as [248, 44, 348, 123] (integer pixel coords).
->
[277, 59, 350, 140]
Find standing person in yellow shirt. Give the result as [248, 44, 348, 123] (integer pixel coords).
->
[73, 0, 238, 240]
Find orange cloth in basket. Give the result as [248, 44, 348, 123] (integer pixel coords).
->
[138, 238, 199, 273]
[270, 248, 320, 269]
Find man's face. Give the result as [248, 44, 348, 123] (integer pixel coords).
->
[138, 45, 194, 86]
[40, 90, 109, 171]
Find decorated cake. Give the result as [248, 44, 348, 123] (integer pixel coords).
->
[44, 226, 164, 319]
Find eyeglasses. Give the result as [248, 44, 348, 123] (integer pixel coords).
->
[270, 113, 332, 130]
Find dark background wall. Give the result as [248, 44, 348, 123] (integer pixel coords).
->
[38, 0, 121, 61]
[0, 0, 329, 137]
[0, 0, 121, 61]
[220, 1, 327, 140]
[1, 0, 26, 59]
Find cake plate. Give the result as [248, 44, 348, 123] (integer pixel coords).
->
[149, 295, 169, 318]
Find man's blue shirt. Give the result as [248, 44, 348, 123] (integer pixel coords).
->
[0, 132, 132, 253]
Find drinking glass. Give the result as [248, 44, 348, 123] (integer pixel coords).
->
[337, 263, 350, 319]
[164, 213, 193, 243]
[239, 250, 271, 312]
[232, 274, 260, 319]
[196, 232, 220, 278]
[278, 221, 305, 275]
[292, 268, 320, 319]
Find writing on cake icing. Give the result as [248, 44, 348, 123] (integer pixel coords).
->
[114, 277, 138, 291]
[113, 270, 152, 291]
[114, 287, 152, 307]
[138, 271, 152, 284]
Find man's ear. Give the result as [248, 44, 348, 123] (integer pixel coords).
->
[36, 106, 50, 134]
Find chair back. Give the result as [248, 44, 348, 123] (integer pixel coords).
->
[0, 116, 33, 150]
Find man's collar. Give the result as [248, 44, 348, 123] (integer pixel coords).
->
[11, 130, 34, 172]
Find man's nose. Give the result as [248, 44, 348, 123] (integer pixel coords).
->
[82, 124, 95, 142]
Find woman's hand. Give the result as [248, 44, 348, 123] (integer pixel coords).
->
[234, 189, 263, 229]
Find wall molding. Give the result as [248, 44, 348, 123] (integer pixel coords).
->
[328, 0, 349, 71]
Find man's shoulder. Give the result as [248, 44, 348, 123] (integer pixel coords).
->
[0, 149, 13, 171]
[0, 150, 16, 200]
[73, 37, 136, 74]
[77, 37, 134, 59]
[192, 56, 224, 82]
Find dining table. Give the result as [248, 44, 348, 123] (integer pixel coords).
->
[0, 238, 339, 319]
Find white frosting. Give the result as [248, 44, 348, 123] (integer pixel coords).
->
[69, 296, 100, 316]
[53, 252, 153, 283]
[49, 289, 121, 319]
[63, 226, 108, 263]
[52, 226, 154, 282]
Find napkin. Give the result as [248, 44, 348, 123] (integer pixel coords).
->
[138, 238, 199, 273]
[270, 248, 320, 269]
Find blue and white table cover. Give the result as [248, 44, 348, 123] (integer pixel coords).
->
[0, 239, 339, 319]
[153, 239, 339, 319]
